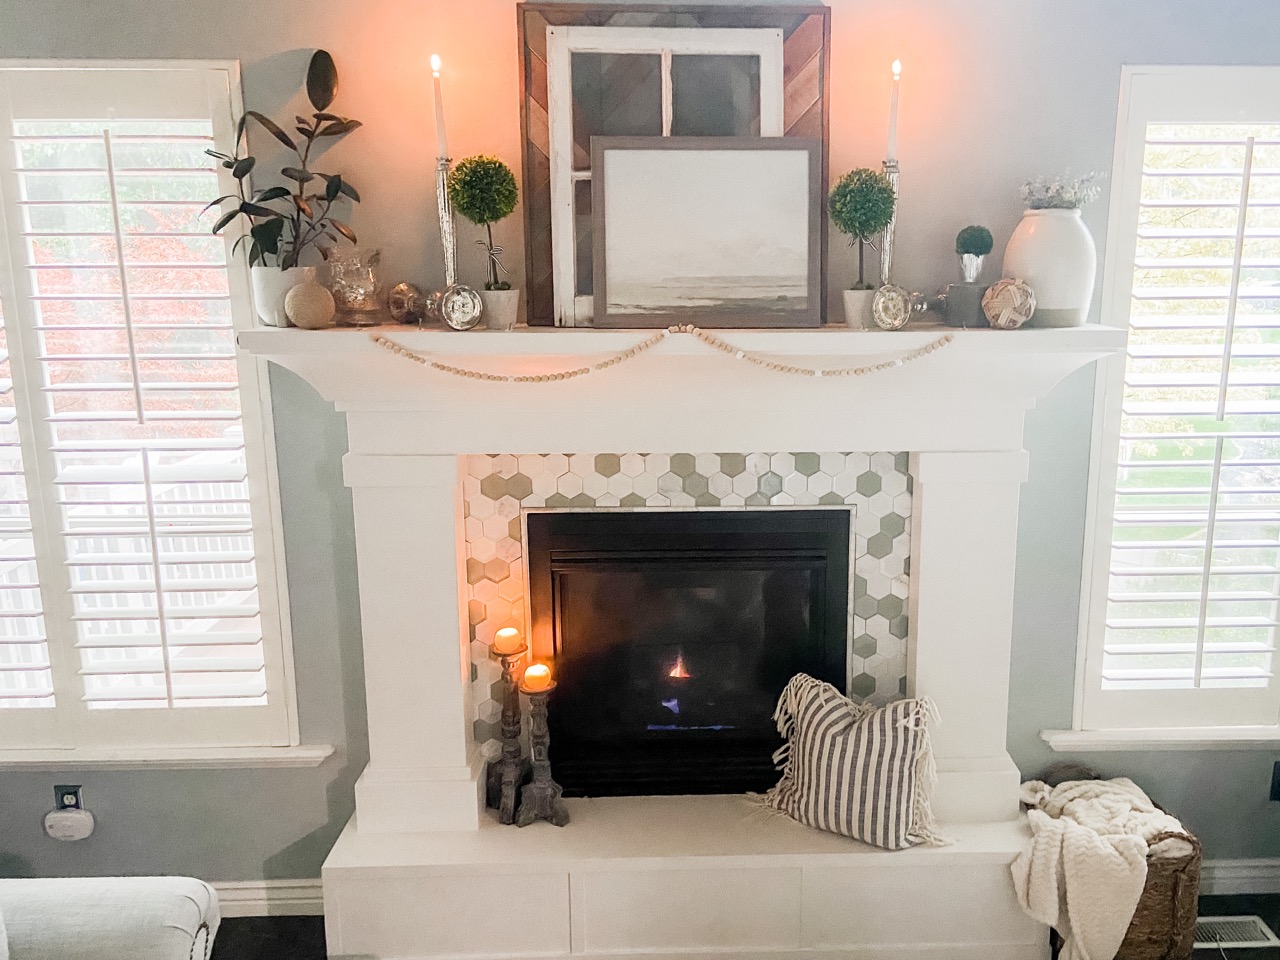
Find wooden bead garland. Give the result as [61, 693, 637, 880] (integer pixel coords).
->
[369, 325, 953, 382]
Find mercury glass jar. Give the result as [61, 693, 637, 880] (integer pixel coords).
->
[327, 250, 385, 326]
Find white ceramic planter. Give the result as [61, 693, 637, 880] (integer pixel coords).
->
[480, 288, 521, 331]
[1001, 208, 1097, 327]
[842, 289, 877, 329]
[251, 265, 317, 327]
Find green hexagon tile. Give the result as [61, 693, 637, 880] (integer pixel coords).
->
[462, 452, 912, 761]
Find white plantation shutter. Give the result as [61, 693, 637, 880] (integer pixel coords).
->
[1083, 67, 1280, 730]
[0, 62, 294, 748]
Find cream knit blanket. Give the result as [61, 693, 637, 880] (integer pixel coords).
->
[1010, 778, 1192, 960]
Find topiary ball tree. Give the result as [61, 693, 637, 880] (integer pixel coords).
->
[828, 168, 896, 289]
[448, 155, 519, 290]
[955, 225, 994, 257]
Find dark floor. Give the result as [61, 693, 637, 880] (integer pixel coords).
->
[208, 896, 1280, 960]
[211, 916, 326, 960]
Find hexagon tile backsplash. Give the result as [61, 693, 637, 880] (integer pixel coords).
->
[462, 452, 912, 759]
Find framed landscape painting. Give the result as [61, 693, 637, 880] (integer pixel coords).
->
[591, 137, 822, 327]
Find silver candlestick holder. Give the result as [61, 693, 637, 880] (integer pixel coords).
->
[880, 158, 901, 285]
[487, 643, 530, 825]
[516, 674, 570, 828]
[428, 156, 483, 330]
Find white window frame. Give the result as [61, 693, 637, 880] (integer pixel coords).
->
[1066, 65, 1280, 749]
[546, 26, 785, 326]
[0, 59, 305, 761]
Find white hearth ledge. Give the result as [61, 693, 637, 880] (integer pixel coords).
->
[1042, 726, 1280, 751]
[0, 744, 335, 770]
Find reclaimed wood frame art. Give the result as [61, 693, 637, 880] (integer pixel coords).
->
[517, 3, 832, 326]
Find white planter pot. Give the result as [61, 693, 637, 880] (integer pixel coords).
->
[842, 289, 877, 329]
[1001, 208, 1097, 327]
[480, 288, 521, 331]
[251, 265, 317, 327]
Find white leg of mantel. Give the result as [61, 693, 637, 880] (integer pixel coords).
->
[908, 450, 1028, 823]
[344, 453, 483, 832]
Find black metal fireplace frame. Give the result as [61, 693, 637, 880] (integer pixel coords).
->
[525, 509, 851, 796]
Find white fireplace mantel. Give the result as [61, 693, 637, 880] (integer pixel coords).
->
[241, 322, 1123, 455]
[239, 321, 1124, 960]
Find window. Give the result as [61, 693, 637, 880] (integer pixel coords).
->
[0, 62, 295, 750]
[1080, 66, 1280, 732]
[546, 27, 785, 325]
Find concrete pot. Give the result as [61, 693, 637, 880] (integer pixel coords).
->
[480, 288, 520, 331]
[842, 289, 877, 329]
[250, 265, 316, 327]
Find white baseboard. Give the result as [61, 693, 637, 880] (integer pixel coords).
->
[213, 879, 324, 917]
[1201, 859, 1280, 896]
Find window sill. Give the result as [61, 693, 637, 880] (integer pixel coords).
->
[1042, 728, 1280, 752]
[0, 744, 336, 770]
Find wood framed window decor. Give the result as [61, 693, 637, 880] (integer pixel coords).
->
[592, 137, 822, 327]
[517, 3, 831, 326]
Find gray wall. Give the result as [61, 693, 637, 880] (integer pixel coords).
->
[2, 0, 1280, 879]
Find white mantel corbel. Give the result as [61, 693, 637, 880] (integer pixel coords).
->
[241, 322, 1124, 833]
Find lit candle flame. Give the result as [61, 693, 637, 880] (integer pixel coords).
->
[668, 652, 691, 680]
[431, 53, 442, 77]
[891, 59, 902, 79]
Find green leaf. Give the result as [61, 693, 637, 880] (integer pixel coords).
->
[281, 167, 315, 183]
[313, 112, 343, 122]
[324, 174, 342, 202]
[239, 201, 282, 219]
[307, 50, 339, 112]
[250, 218, 285, 257]
[231, 156, 256, 180]
[316, 119, 362, 138]
[337, 180, 360, 202]
[296, 125, 316, 140]
[329, 218, 357, 244]
[249, 240, 262, 267]
[253, 185, 291, 203]
[447, 155, 519, 226]
[201, 194, 238, 215]
[244, 110, 296, 151]
[211, 208, 241, 234]
[205, 149, 232, 162]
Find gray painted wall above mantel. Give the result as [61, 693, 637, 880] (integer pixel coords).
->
[2, 0, 1280, 879]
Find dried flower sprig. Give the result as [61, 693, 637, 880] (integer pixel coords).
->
[1021, 171, 1105, 210]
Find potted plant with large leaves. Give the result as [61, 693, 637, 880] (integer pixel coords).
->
[205, 50, 362, 326]
[448, 155, 520, 329]
[828, 168, 896, 328]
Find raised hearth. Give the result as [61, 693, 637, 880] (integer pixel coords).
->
[239, 322, 1124, 960]
[527, 509, 850, 796]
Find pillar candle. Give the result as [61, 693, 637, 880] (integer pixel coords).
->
[493, 627, 524, 657]
[522, 663, 553, 692]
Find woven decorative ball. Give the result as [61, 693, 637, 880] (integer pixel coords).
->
[284, 281, 337, 330]
[982, 278, 1036, 329]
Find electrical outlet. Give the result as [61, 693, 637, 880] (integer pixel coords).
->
[54, 785, 83, 810]
[1271, 763, 1280, 802]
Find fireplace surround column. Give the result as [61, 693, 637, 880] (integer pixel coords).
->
[344, 452, 483, 832]
[908, 450, 1029, 823]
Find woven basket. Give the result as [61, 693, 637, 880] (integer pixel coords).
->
[1050, 829, 1202, 960]
[1114, 829, 1202, 960]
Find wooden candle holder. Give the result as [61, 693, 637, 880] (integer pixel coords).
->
[516, 677, 570, 828]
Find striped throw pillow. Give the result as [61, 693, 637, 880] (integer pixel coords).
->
[763, 673, 945, 850]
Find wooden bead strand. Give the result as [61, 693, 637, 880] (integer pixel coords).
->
[369, 328, 953, 383]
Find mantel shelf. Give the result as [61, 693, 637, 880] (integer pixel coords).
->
[239, 321, 1125, 455]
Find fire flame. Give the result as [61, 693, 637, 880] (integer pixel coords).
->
[669, 652, 691, 680]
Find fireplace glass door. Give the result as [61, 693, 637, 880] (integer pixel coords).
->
[526, 510, 849, 795]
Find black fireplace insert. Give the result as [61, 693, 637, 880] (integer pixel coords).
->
[525, 509, 850, 796]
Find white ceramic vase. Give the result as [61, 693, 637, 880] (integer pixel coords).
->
[842, 289, 877, 329]
[1001, 208, 1097, 327]
[480, 288, 521, 331]
[250, 265, 317, 327]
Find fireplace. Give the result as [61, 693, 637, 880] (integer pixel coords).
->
[526, 509, 850, 796]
